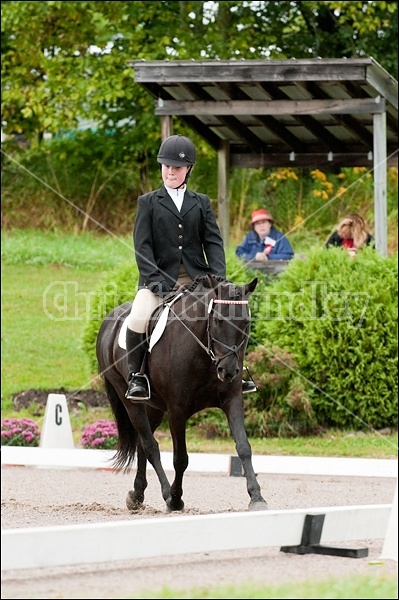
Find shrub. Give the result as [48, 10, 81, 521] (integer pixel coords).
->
[81, 420, 118, 450]
[253, 246, 398, 430]
[244, 344, 319, 437]
[1, 418, 40, 447]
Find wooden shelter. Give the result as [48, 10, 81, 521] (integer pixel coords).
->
[132, 58, 398, 255]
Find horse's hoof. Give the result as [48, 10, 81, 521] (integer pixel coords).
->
[126, 491, 144, 511]
[166, 498, 185, 512]
[248, 500, 268, 511]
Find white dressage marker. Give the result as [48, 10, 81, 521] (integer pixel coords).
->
[39, 394, 74, 449]
[1, 504, 391, 571]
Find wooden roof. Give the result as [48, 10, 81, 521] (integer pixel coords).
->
[132, 58, 398, 169]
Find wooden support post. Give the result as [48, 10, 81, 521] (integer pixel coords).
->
[373, 108, 387, 257]
[218, 140, 230, 248]
[160, 114, 172, 140]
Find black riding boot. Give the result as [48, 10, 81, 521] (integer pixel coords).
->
[125, 329, 150, 400]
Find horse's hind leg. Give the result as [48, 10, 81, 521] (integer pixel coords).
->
[123, 402, 171, 506]
[126, 443, 148, 510]
[126, 408, 165, 511]
[224, 402, 268, 511]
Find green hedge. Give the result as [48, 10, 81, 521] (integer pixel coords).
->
[253, 247, 398, 431]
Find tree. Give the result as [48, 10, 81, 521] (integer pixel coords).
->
[2, 1, 397, 146]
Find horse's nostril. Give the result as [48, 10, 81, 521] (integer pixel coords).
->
[217, 366, 239, 380]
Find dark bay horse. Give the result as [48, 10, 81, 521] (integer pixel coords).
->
[96, 273, 267, 512]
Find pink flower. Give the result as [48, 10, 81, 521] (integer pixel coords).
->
[1, 418, 40, 447]
[81, 420, 118, 450]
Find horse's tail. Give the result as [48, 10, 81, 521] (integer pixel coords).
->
[104, 376, 138, 472]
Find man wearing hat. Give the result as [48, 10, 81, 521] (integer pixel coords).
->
[236, 209, 294, 262]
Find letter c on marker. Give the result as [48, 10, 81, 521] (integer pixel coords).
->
[55, 404, 62, 426]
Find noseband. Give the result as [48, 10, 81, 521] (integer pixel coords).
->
[168, 296, 250, 367]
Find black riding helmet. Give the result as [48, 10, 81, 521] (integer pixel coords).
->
[157, 135, 196, 167]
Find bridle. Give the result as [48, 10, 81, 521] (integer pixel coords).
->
[207, 298, 250, 367]
[168, 295, 250, 367]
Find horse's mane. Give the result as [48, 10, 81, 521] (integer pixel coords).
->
[183, 274, 231, 294]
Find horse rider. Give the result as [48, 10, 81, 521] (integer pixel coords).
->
[125, 134, 256, 400]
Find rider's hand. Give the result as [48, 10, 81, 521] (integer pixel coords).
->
[149, 280, 171, 296]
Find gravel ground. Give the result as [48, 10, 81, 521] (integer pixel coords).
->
[1, 465, 397, 599]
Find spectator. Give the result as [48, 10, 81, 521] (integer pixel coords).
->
[236, 209, 294, 262]
[326, 214, 374, 258]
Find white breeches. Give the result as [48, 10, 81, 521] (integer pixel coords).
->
[126, 265, 193, 333]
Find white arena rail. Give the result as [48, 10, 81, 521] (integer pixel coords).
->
[1, 446, 397, 478]
[1, 504, 392, 571]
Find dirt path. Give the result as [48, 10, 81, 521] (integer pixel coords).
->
[1, 466, 397, 599]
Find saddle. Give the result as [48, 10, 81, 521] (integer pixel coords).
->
[117, 288, 186, 351]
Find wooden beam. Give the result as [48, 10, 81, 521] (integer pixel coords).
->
[155, 98, 386, 116]
[132, 59, 375, 84]
[231, 152, 376, 169]
[231, 151, 397, 169]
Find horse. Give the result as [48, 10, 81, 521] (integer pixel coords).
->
[96, 273, 268, 512]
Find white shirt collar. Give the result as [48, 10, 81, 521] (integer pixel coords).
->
[164, 184, 186, 211]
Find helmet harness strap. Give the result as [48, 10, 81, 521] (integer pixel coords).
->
[173, 165, 193, 190]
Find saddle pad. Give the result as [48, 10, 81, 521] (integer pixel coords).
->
[148, 292, 183, 352]
[118, 291, 183, 351]
[118, 318, 129, 350]
[148, 305, 170, 352]
[117, 305, 170, 351]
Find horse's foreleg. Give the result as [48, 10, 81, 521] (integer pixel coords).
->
[224, 401, 268, 511]
[122, 403, 171, 507]
[126, 442, 147, 511]
[167, 414, 188, 512]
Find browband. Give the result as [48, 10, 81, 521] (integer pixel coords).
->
[213, 300, 249, 305]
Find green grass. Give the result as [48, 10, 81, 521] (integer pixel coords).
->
[127, 573, 398, 599]
[1, 230, 398, 457]
[163, 428, 398, 459]
[1, 227, 133, 269]
[1, 228, 132, 404]
[1, 264, 105, 400]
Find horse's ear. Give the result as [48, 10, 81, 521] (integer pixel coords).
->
[245, 278, 258, 296]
